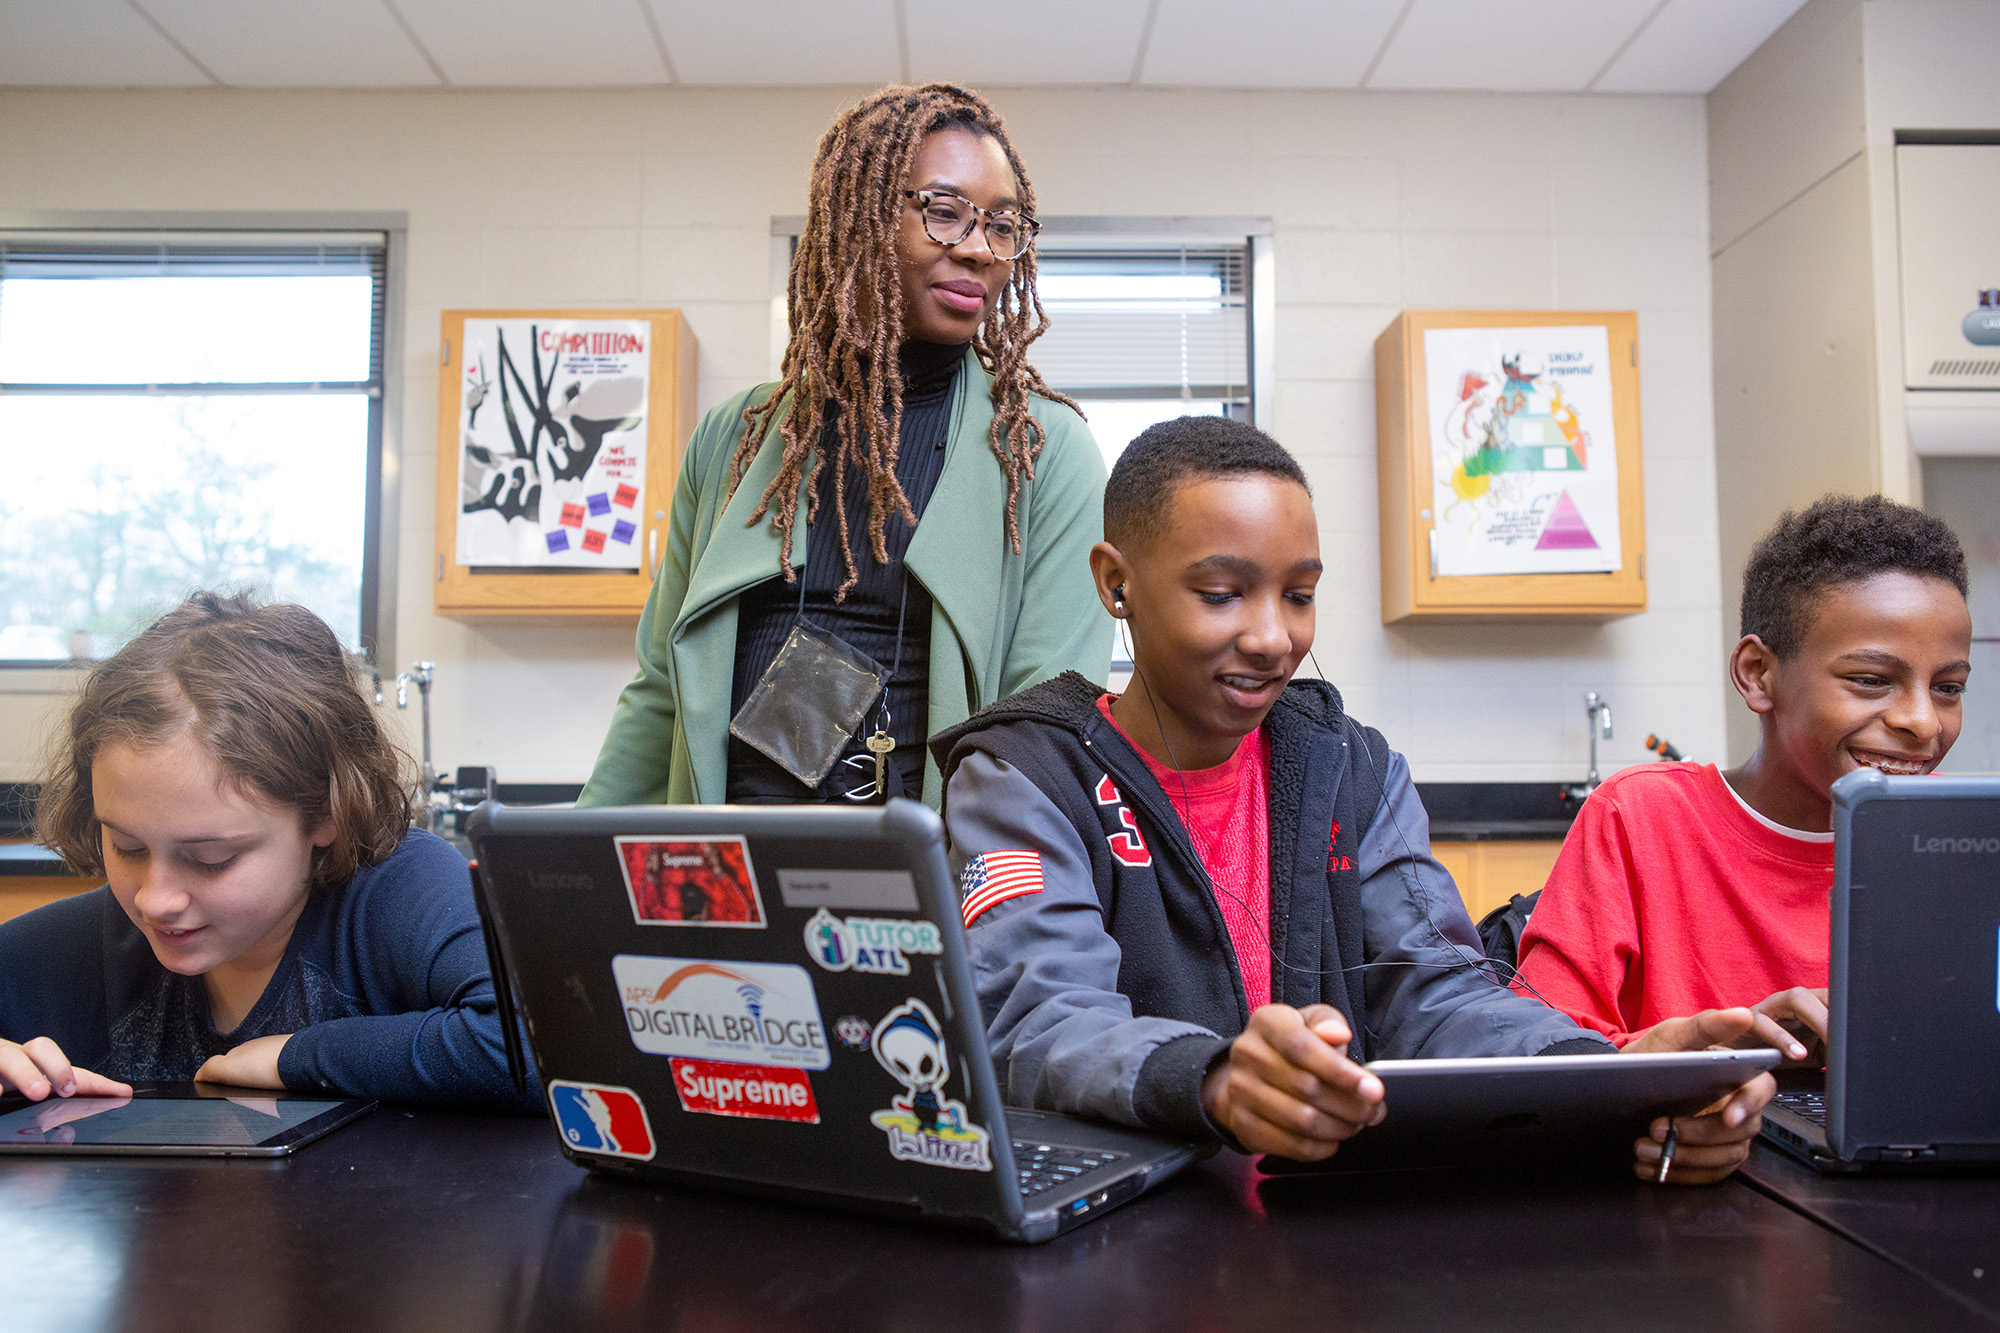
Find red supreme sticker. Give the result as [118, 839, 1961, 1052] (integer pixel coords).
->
[670, 1058, 820, 1124]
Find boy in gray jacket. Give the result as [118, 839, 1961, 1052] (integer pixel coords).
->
[932, 417, 1774, 1180]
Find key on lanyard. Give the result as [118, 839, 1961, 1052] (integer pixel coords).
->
[866, 729, 896, 798]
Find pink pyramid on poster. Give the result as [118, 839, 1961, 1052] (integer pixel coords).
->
[1536, 489, 1599, 551]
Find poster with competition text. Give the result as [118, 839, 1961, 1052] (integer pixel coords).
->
[455, 318, 650, 569]
[1424, 325, 1621, 578]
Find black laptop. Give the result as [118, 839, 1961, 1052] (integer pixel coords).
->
[466, 798, 1209, 1243]
[1760, 768, 2000, 1172]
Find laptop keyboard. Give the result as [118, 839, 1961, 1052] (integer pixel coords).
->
[1013, 1141, 1125, 1200]
[1775, 1088, 1828, 1127]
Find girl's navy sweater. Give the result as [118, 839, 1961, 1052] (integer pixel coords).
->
[0, 829, 537, 1113]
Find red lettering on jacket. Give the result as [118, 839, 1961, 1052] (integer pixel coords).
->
[1328, 822, 1350, 873]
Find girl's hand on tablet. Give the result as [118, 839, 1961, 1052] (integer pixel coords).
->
[0, 1036, 133, 1101]
[195, 1033, 291, 1090]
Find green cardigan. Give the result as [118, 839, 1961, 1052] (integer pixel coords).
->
[579, 346, 1111, 809]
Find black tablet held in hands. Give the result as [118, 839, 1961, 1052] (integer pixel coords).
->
[1261, 1048, 1781, 1174]
[0, 1082, 375, 1157]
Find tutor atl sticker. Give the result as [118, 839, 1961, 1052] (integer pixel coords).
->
[803, 908, 942, 975]
[615, 956, 829, 1070]
[869, 998, 991, 1172]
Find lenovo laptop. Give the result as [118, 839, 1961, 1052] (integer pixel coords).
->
[1760, 768, 2000, 1173]
[466, 798, 1209, 1243]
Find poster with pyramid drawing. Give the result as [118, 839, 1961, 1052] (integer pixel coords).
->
[1422, 325, 1622, 577]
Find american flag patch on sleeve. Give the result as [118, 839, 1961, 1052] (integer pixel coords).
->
[959, 850, 1045, 926]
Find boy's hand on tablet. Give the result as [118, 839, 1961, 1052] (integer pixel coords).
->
[1202, 1004, 1386, 1161]
[1744, 987, 1829, 1067]
[195, 1034, 291, 1090]
[0, 1036, 133, 1101]
[1620, 1006, 1776, 1184]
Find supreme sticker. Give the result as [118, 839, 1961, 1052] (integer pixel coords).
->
[614, 835, 764, 928]
[670, 1058, 820, 1123]
[548, 1080, 656, 1161]
[615, 955, 830, 1070]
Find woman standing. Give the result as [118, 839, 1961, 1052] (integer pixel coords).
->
[580, 85, 1108, 809]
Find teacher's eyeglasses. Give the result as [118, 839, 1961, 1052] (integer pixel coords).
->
[903, 189, 1039, 261]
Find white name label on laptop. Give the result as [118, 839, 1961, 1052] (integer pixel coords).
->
[614, 955, 831, 1071]
[775, 868, 920, 912]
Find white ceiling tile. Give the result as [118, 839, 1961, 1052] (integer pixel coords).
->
[903, 0, 1150, 85]
[1368, 0, 1660, 91]
[1141, 0, 1407, 88]
[1593, 0, 1807, 93]
[139, 0, 442, 86]
[650, 0, 897, 85]
[0, 0, 210, 85]
[393, 0, 668, 86]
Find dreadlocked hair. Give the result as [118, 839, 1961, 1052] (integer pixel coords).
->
[731, 83, 1079, 600]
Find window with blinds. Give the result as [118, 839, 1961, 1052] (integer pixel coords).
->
[1031, 245, 1251, 473]
[0, 233, 386, 662]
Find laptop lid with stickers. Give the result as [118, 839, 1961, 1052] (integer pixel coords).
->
[468, 799, 1028, 1233]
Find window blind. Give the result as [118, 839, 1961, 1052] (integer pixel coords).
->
[1030, 247, 1249, 401]
[0, 232, 387, 389]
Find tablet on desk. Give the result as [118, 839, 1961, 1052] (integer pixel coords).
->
[0, 1082, 375, 1158]
[1261, 1048, 1781, 1174]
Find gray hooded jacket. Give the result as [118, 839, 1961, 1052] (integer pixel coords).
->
[932, 673, 1610, 1142]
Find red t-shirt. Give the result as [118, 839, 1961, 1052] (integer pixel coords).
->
[1512, 762, 1834, 1045]
[1097, 695, 1272, 1007]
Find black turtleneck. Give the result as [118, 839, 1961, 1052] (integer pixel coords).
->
[727, 339, 965, 804]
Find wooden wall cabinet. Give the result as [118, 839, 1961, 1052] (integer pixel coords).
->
[434, 308, 697, 624]
[1375, 309, 1646, 623]
[1430, 839, 1563, 925]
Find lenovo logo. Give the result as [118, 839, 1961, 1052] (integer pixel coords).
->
[526, 869, 594, 891]
[1911, 834, 2000, 855]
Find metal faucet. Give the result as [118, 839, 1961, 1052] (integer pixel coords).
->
[1564, 692, 1614, 804]
[1584, 691, 1613, 790]
[395, 661, 443, 829]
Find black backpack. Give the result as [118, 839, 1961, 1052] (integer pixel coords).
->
[1476, 890, 1541, 975]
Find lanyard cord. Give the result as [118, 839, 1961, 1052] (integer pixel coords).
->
[873, 581, 909, 737]
[798, 361, 957, 781]
[788, 491, 911, 736]
[865, 364, 957, 742]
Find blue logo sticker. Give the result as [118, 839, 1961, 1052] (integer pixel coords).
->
[549, 1080, 656, 1160]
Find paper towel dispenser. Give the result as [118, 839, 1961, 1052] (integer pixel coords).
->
[1897, 144, 2000, 391]
[1898, 144, 2000, 455]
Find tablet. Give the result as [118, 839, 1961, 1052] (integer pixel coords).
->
[0, 1082, 375, 1158]
[1260, 1048, 1781, 1174]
